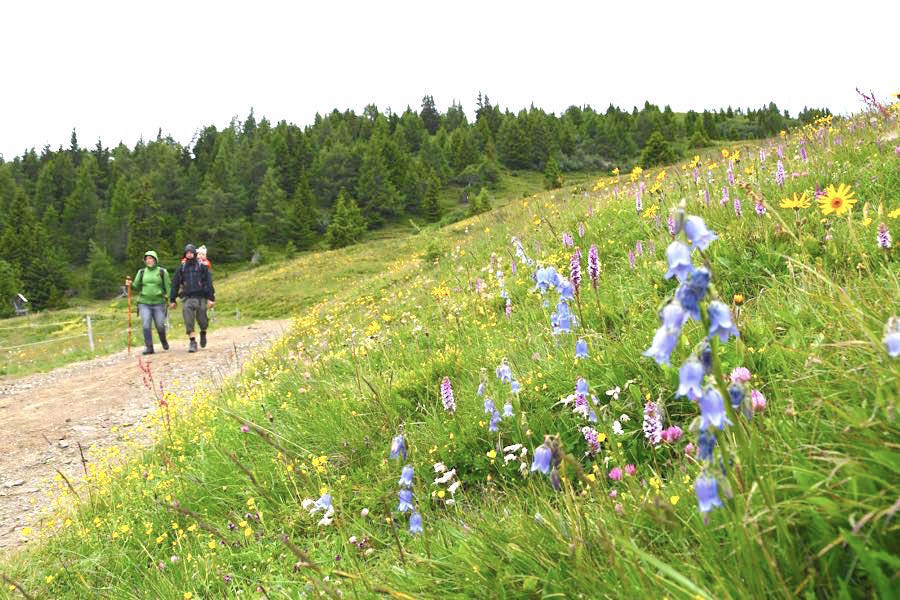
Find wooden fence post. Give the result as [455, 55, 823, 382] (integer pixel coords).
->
[86, 316, 95, 352]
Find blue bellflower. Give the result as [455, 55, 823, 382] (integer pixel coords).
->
[676, 357, 705, 400]
[662, 302, 687, 330]
[502, 402, 514, 418]
[551, 300, 575, 334]
[397, 489, 414, 512]
[575, 338, 589, 359]
[408, 511, 423, 534]
[708, 301, 740, 342]
[398, 465, 414, 487]
[683, 216, 718, 251]
[496, 363, 512, 382]
[697, 430, 717, 461]
[664, 241, 694, 282]
[390, 435, 407, 461]
[644, 324, 680, 366]
[699, 386, 733, 431]
[675, 267, 710, 321]
[534, 266, 561, 294]
[315, 494, 332, 511]
[887, 331, 900, 358]
[483, 398, 495, 414]
[695, 473, 723, 513]
[531, 444, 552, 474]
[510, 380, 521, 394]
[727, 383, 745, 409]
[698, 340, 713, 374]
[558, 280, 576, 301]
[575, 377, 589, 396]
[489, 410, 501, 432]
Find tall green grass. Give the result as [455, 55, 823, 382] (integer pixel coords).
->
[2, 109, 898, 599]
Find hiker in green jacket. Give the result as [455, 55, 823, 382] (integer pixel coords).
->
[125, 250, 171, 355]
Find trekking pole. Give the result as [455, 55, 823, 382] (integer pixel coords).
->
[126, 279, 133, 354]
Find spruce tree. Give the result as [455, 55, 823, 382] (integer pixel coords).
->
[422, 177, 443, 222]
[544, 155, 563, 189]
[254, 167, 289, 245]
[285, 174, 317, 249]
[498, 117, 530, 169]
[96, 177, 133, 262]
[468, 187, 491, 217]
[326, 191, 366, 249]
[0, 259, 22, 317]
[688, 120, 710, 148]
[0, 187, 67, 309]
[86, 240, 118, 299]
[0, 166, 14, 232]
[640, 131, 678, 168]
[61, 154, 100, 259]
[421, 95, 440, 135]
[356, 141, 401, 225]
[127, 177, 165, 263]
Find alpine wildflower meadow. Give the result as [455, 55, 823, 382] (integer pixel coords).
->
[2, 100, 899, 599]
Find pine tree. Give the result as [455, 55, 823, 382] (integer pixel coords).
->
[254, 167, 289, 245]
[96, 177, 133, 262]
[688, 120, 710, 148]
[86, 240, 118, 299]
[640, 131, 678, 168]
[326, 191, 366, 249]
[544, 155, 563, 189]
[0, 166, 14, 232]
[422, 177, 443, 222]
[33, 152, 76, 218]
[127, 177, 165, 263]
[285, 174, 317, 249]
[0, 187, 67, 309]
[498, 117, 531, 169]
[61, 154, 101, 259]
[448, 127, 479, 174]
[468, 187, 491, 217]
[356, 140, 402, 226]
[0, 259, 22, 317]
[421, 95, 440, 135]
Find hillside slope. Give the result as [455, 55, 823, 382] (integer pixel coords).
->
[2, 108, 898, 599]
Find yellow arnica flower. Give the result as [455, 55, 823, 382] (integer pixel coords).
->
[780, 192, 811, 209]
[818, 183, 857, 216]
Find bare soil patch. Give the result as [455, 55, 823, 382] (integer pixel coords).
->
[0, 319, 291, 554]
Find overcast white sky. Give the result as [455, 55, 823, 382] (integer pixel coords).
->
[1, 0, 896, 159]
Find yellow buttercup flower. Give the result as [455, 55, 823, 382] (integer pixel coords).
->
[817, 183, 857, 216]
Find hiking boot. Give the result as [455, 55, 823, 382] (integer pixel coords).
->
[200, 330, 207, 348]
[188, 339, 198, 353]
[159, 332, 169, 351]
[142, 347, 155, 355]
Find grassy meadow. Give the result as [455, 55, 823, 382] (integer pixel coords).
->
[1, 107, 898, 599]
[0, 169, 588, 378]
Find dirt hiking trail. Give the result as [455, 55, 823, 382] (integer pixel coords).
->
[0, 318, 292, 554]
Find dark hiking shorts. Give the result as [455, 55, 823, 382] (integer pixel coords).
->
[182, 297, 209, 335]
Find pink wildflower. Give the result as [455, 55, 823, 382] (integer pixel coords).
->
[729, 367, 752, 384]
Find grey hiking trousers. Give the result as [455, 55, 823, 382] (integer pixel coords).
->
[182, 297, 209, 335]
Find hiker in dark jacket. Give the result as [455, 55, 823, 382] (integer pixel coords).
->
[170, 244, 215, 353]
[125, 250, 171, 355]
